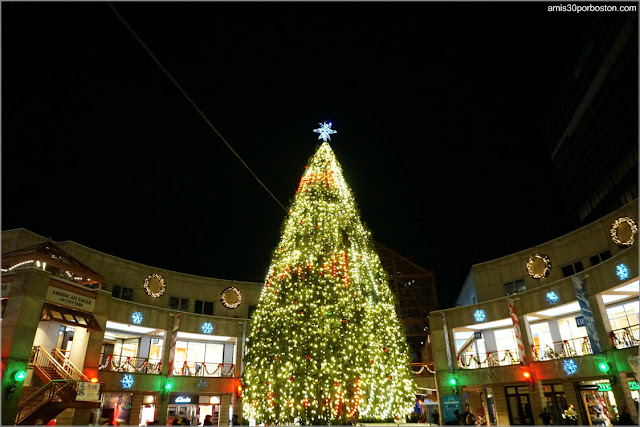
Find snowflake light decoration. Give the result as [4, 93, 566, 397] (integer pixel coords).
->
[616, 263, 629, 280]
[313, 121, 337, 142]
[201, 322, 213, 334]
[563, 359, 578, 375]
[198, 379, 209, 390]
[474, 310, 486, 322]
[546, 292, 559, 305]
[131, 311, 143, 325]
[121, 374, 134, 389]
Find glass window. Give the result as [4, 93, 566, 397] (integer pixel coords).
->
[180, 298, 189, 311]
[515, 280, 526, 293]
[113, 285, 122, 297]
[606, 300, 640, 330]
[149, 338, 164, 360]
[561, 265, 574, 278]
[504, 282, 516, 295]
[205, 343, 224, 364]
[494, 328, 517, 353]
[195, 300, 203, 314]
[170, 297, 188, 311]
[590, 255, 600, 267]
[203, 302, 213, 315]
[558, 316, 588, 340]
[574, 261, 584, 273]
[120, 287, 132, 301]
[600, 250, 612, 261]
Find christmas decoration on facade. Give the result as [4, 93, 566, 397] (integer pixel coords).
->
[546, 291, 559, 305]
[616, 263, 629, 280]
[221, 287, 242, 309]
[526, 254, 551, 279]
[143, 273, 166, 298]
[131, 311, 143, 325]
[121, 374, 134, 389]
[610, 216, 637, 246]
[241, 127, 416, 424]
[563, 359, 578, 375]
[474, 310, 486, 322]
[201, 322, 214, 334]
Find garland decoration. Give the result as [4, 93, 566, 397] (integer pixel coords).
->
[144, 273, 166, 298]
[221, 286, 242, 309]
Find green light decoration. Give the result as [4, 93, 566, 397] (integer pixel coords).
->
[598, 362, 610, 373]
[241, 137, 416, 424]
[164, 382, 172, 391]
[14, 371, 26, 382]
[449, 378, 458, 386]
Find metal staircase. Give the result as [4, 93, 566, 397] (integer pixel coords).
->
[16, 347, 102, 425]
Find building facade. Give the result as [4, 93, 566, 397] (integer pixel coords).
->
[431, 200, 639, 425]
[1, 228, 263, 426]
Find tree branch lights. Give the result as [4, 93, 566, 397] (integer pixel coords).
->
[241, 142, 416, 425]
[526, 254, 551, 279]
[610, 216, 638, 247]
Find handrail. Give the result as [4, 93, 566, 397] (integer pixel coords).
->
[173, 361, 236, 377]
[52, 348, 90, 381]
[531, 336, 592, 361]
[15, 380, 78, 425]
[29, 347, 73, 381]
[457, 349, 520, 369]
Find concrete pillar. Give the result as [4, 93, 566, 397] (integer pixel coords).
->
[155, 314, 175, 426]
[528, 384, 544, 425]
[562, 380, 584, 425]
[1, 272, 48, 425]
[139, 336, 152, 359]
[219, 393, 232, 426]
[55, 408, 76, 425]
[129, 393, 144, 426]
[84, 291, 108, 381]
[69, 326, 90, 369]
[484, 330, 497, 354]
[618, 373, 639, 422]
[491, 387, 509, 426]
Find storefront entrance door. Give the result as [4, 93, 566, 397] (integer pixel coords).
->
[505, 387, 534, 425]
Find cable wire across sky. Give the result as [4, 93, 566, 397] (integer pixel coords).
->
[106, 2, 288, 213]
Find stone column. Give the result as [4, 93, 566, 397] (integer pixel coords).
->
[155, 314, 175, 425]
[219, 393, 232, 426]
[1, 272, 48, 426]
[129, 392, 144, 426]
[491, 387, 509, 426]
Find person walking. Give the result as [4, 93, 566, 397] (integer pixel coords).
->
[432, 408, 439, 425]
[539, 408, 551, 425]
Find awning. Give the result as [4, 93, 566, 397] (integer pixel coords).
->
[41, 302, 102, 331]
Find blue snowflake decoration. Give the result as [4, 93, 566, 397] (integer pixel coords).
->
[201, 322, 213, 334]
[546, 292, 559, 305]
[131, 311, 143, 325]
[616, 263, 629, 280]
[313, 121, 337, 142]
[198, 379, 208, 390]
[474, 310, 486, 322]
[121, 374, 134, 389]
[563, 359, 578, 375]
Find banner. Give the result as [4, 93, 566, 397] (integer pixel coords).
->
[571, 276, 603, 354]
[76, 382, 100, 401]
[441, 312, 453, 373]
[441, 395, 462, 424]
[507, 298, 526, 364]
[167, 314, 181, 377]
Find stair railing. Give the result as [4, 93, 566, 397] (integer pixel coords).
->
[29, 347, 72, 382]
[51, 348, 90, 381]
[14, 380, 78, 425]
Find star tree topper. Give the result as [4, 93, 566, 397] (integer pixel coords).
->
[313, 121, 337, 142]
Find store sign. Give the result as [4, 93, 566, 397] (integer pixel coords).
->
[1, 282, 11, 297]
[517, 387, 531, 394]
[474, 331, 482, 339]
[76, 382, 101, 401]
[629, 381, 639, 391]
[597, 383, 611, 392]
[174, 396, 192, 403]
[46, 287, 95, 312]
[575, 316, 585, 327]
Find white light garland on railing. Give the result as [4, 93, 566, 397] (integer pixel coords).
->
[2, 260, 35, 272]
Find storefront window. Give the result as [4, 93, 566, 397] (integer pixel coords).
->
[114, 338, 139, 359]
[175, 341, 225, 364]
[530, 322, 554, 358]
[558, 316, 588, 341]
[578, 381, 618, 426]
[494, 328, 517, 353]
[149, 338, 164, 360]
[505, 386, 534, 425]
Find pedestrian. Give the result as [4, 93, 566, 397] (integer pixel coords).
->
[202, 415, 213, 426]
[539, 408, 551, 425]
[432, 408, 439, 424]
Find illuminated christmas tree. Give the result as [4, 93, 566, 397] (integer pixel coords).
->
[242, 122, 416, 425]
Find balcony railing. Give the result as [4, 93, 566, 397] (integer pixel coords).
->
[531, 336, 592, 361]
[611, 325, 639, 349]
[457, 349, 520, 369]
[172, 361, 236, 377]
[98, 355, 162, 374]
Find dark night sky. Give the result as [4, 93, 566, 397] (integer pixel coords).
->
[2, 2, 623, 307]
